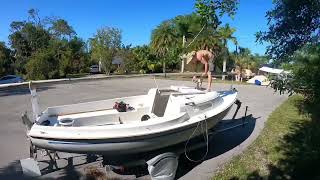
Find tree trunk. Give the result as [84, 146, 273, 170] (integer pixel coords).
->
[163, 62, 166, 78]
[222, 57, 227, 80]
[98, 60, 102, 72]
[103, 60, 111, 75]
[181, 35, 186, 73]
[105, 64, 110, 75]
[222, 41, 227, 80]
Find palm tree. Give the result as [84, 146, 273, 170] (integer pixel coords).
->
[233, 46, 252, 76]
[150, 21, 178, 77]
[174, 13, 203, 73]
[132, 45, 160, 73]
[186, 24, 237, 79]
[189, 28, 222, 50]
[216, 24, 238, 80]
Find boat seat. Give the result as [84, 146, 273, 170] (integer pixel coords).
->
[57, 107, 150, 127]
[151, 93, 170, 117]
[163, 95, 181, 117]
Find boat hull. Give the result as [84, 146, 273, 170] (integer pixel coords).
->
[30, 105, 232, 155]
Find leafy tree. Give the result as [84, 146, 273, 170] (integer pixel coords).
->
[8, 9, 51, 75]
[49, 19, 76, 39]
[166, 47, 181, 72]
[187, 0, 239, 75]
[189, 28, 222, 51]
[66, 37, 89, 73]
[174, 13, 203, 72]
[26, 48, 59, 80]
[149, 5, 239, 75]
[24, 36, 89, 79]
[230, 47, 268, 73]
[257, 0, 320, 104]
[251, 54, 269, 72]
[8, 9, 89, 79]
[216, 24, 237, 79]
[133, 45, 150, 71]
[195, 0, 239, 28]
[0, 42, 14, 76]
[90, 27, 122, 74]
[132, 45, 159, 73]
[27, 8, 41, 26]
[9, 22, 51, 74]
[270, 44, 320, 104]
[116, 44, 136, 74]
[58, 42, 73, 76]
[256, 0, 320, 60]
[234, 47, 257, 72]
[150, 21, 178, 76]
[237, 47, 251, 69]
[54, 37, 89, 76]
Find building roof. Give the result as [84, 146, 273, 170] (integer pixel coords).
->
[112, 57, 123, 65]
[259, 66, 284, 74]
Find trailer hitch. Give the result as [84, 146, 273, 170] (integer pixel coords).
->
[232, 99, 242, 120]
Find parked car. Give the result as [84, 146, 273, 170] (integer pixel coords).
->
[90, 65, 100, 74]
[0, 75, 24, 84]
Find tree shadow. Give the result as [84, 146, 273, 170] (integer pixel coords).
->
[0, 160, 54, 180]
[0, 86, 55, 97]
[38, 154, 101, 179]
[56, 157, 82, 180]
[0, 154, 100, 180]
[229, 100, 320, 180]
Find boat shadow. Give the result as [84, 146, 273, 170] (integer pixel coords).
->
[108, 115, 258, 178]
[175, 115, 258, 179]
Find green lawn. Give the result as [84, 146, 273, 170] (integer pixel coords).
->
[213, 95, 320, 179]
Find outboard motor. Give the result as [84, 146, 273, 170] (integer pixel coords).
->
[146, 152, 179, 180]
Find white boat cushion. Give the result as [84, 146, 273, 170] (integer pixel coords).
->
[170, 86, 202, 93]
[163, 91, 219, 117]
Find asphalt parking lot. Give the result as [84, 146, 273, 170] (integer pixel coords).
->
[0, 77, 287, 179]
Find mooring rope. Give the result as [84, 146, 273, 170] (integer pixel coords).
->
[184, 115, 209, 162]
[186, 24, 206, 48]
[153, 76, 161, 94]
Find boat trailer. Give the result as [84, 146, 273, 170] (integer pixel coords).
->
[20, 92, 249, 179]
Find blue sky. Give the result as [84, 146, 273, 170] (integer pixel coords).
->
[0, 0, 272, 55]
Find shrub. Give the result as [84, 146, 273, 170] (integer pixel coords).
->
[26, 49, 59, 80]
[270, 44, 320, 104]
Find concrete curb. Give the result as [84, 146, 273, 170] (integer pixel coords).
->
[0, 72, 200, 90]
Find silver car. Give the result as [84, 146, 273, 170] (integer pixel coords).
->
[0, 75, 24, 84]
[90, 65, 100, 74]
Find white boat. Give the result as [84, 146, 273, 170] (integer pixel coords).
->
[26, 86, 238, 155]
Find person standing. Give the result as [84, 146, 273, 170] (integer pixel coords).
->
[235, 66, 241, 81]
[186, 50, 215, 91]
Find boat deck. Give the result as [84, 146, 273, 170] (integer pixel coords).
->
[47, 107, 150, 127]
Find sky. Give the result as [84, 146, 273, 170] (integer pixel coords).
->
[0, 0, 273, 55]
